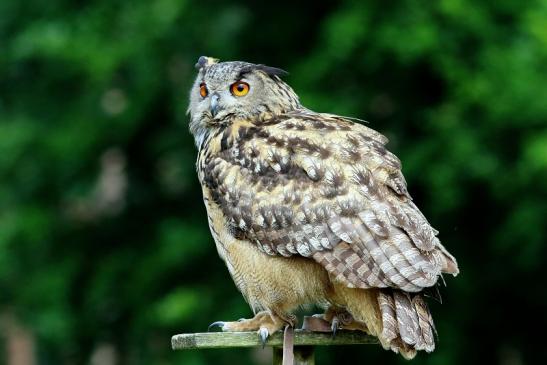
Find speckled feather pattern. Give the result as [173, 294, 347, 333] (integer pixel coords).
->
[198, 110, 457, 291]
[189, 59, 459, 358]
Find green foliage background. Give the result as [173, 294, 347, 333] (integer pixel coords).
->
[1, 0, 547, 364]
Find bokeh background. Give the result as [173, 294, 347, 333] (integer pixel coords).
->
[1, 0, 547, 364]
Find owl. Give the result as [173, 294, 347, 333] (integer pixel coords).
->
[187, 56, 459, 359]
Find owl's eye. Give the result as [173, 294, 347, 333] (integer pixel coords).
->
[230, 81, 250, 97]
[199, 83, 208, 98]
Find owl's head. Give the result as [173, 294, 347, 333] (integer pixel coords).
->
[188, 56, 300, 145]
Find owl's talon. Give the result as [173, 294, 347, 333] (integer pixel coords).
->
[258, 327, 269, 348]
[208, 321, 225, 331]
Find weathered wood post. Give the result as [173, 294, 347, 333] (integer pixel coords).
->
[272, 345, 314, 365]
[172, 316, 377, 365]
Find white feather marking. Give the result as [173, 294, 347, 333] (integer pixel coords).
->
[308, 236, 323, 251]
[286, 242, 298, 254]
[338, 232, 352, 242]
[296, 243, 311, 257]
[256, 214, 265, 228]
[320, 237, 331, 249]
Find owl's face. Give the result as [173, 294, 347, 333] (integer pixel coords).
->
[188, 56, 300, 146]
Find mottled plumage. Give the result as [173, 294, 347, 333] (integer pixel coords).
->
[188, 56, 459, 359]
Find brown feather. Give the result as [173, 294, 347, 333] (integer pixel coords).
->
[190, 60, 459, 359]
[198, 110, 457, 293]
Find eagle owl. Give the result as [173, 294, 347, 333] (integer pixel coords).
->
[188, 56, 459, 359]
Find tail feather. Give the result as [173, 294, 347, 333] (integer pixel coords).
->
[378, 291, 397, 342]
[330, 283, 437, 360]
[393, 291, 420, 346]
[413, 294, 435, 352]
[378, 289, 436, 358]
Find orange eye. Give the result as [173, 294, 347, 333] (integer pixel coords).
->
[199, 83, 208, 98]
[230, 81, 250, 97]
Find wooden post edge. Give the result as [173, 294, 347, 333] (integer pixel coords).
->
[171, 330, 377, 350]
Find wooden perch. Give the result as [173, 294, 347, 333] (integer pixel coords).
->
[172, 316, 377, 364]
[172, 329, 376, 350]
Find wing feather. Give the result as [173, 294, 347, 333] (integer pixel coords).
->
[199, 110, 459, 292]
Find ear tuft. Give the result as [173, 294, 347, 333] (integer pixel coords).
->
[256, 65, 289, 77]
[195, 56, 219, 70]
[237, 64, 289, 79]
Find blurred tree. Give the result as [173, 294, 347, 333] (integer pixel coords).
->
[1, 0, 546, 364]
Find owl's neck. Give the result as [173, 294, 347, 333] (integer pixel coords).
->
[190, 118, 212, 151]
[191, 112, 302, 151]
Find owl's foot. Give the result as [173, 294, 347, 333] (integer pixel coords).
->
[208, 311, 294, 348]
[313, 307, 369, 338]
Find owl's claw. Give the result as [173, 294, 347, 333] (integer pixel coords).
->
[206, 311, 283, 344]
[208, 321, 225, 331]
[258, 327, 269, 348]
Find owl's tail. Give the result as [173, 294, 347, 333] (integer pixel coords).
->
[376, 289, 436, 359]
[333, 285, 435, 359]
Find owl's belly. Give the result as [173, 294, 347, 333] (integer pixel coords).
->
[203, 192, 331, 314]
[225, 239, 331, 313]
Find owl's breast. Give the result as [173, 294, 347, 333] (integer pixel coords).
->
[201, 186, 331, 313]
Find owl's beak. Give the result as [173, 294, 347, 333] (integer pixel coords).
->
[210, 93, 220, 117]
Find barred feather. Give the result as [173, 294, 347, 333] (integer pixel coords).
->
[191, 59, 458, 359]
[198, 110, 458, 293]
[378, 291, 398, 342]
[376, 290, 435, 356]
[413, 294, 435, 351]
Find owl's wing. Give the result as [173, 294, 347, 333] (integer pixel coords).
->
[201, 110, 459, 292]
